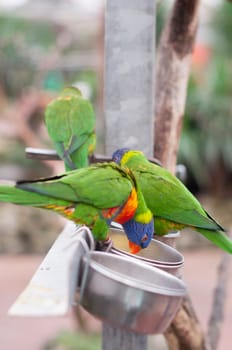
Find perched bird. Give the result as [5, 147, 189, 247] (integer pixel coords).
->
[112, 148, 232, 254]
[0, 162, 153, 253]
[45, 87, 96, 171]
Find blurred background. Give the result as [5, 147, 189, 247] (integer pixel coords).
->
[0, 0, 231, 349]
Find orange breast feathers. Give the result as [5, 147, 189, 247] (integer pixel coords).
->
[102, 188, 138, 225]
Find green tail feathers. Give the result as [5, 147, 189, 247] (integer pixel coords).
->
[198, 228, 232, 254]
[62, 132, 96, 171]
[0, 183, 56, 207]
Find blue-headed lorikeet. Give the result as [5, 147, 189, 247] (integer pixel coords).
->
[112, 148, 232, 254]
[44, 87, 96, 171]
[0, 162, 153, 253]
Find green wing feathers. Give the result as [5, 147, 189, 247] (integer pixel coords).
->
[45, 87, 96, 170]
[16, 163, 133, 209]
[0, 163, 134, 212]
[63, 132, 96, 170]
[0, 163, 136, 242]
[45, 87, 95, 143]
[116, 149, 232, 253]
[126, 155, 223, 231]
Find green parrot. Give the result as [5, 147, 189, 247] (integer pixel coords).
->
[0, 162, 154, 252]
[112, 148, 232, 254]
[45, 87, 96, 171]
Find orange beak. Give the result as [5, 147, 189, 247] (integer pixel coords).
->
[129, 241, 141, 254]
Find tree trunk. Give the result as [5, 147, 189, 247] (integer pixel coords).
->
[154, 1, 211, 349]
[154, 0, 199, 173]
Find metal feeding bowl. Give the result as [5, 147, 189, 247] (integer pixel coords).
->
[108, 225, 184, 276]
[78, 252, 186, 334]
[154, 231, 180, 248]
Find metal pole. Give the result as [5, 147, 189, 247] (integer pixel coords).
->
[102, 326, 148, 350]
[104, 0, 156, 158]
[104, 1, 156, 349]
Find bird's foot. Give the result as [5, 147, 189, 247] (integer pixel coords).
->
[95, 237, 113, 252]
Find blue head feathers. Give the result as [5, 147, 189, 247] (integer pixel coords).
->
[112, 148, 131, 164]
[122, 217, 154, 249]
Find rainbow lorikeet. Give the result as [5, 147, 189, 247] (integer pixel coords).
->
[112, 148, 232, 254]
[0, 162, 153, 253]
[45, 87, 96, 171]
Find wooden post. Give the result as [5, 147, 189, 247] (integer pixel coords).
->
[154, 0, 200, 173]
[104, 0, 156, 349]
[153, 2, 211, 349]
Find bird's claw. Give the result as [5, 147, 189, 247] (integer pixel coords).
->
[95, 237, 113, 252]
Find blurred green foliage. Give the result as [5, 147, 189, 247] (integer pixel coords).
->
[178, 2, 232, 192]
[45, 331, 101, 350]
[0, 15, 56, 96]
[156, 1, 168, 44]
[211, 2, 232, 56]
[0, 14, 56, 47]
[2, 2, 231, 193]
[0, 11, 98, 176]
[0, 14, 98, 97]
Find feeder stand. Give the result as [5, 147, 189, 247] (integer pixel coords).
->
[103, 1, 156, 349]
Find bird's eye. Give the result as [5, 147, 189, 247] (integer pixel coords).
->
[141, 234, 148, 243]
